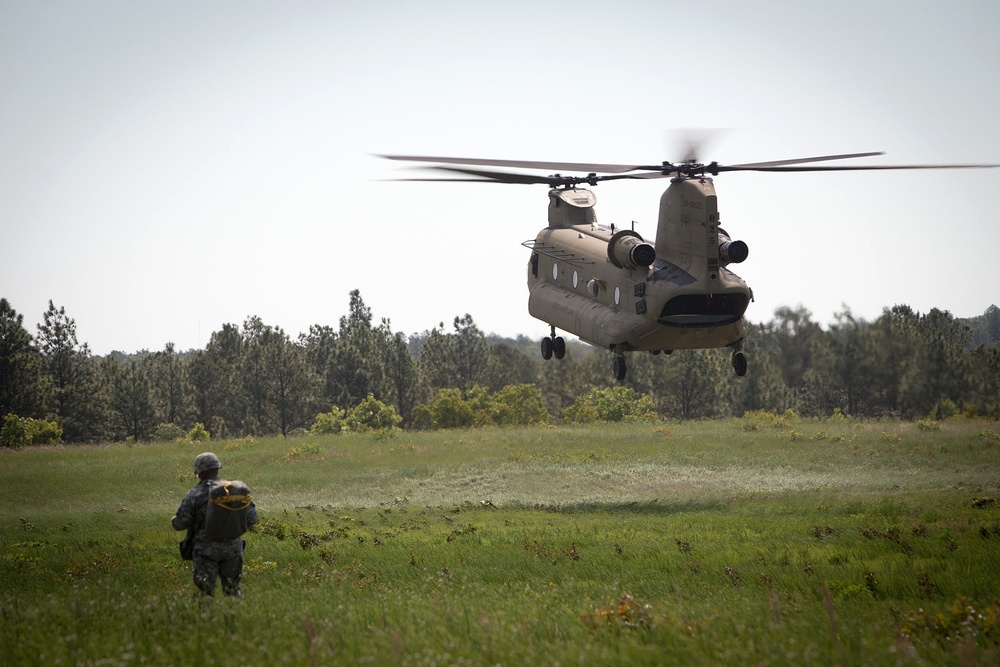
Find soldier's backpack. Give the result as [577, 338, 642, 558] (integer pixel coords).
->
[204, 479, 253, 540]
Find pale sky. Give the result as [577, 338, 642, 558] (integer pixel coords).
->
[3, 0, 998, 354]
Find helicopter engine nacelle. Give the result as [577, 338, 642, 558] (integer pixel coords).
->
[608, 230, 656, 270]
[717, 228, 748, 265]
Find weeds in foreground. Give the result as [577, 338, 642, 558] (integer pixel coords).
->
[2, 420, 1000, 665]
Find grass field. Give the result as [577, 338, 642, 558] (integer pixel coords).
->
[2, 417, 1000, 665]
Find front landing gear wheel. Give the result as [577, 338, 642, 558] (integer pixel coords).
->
[613, 355, 627, 381]
[732, 351, 748, 377]
[541, 336, 553, 360]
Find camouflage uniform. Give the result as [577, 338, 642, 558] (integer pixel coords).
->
[172, 454, 258, 596]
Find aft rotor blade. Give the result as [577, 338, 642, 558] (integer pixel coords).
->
[719, 162, 999, 173]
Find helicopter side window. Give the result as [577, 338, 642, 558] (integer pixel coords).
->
[530, 253, 539, 278]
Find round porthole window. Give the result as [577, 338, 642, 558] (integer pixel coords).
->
[552, 262, 559, 280]
[614, 286, 621, 305]
[572, 270, 579, 288]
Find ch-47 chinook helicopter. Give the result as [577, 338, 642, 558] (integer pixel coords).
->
[383, 151, 996, 381]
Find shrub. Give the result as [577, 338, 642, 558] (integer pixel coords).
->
[828, 408, 850, 422]
[741, 409, 798, 431]
[1, 414, 30, 448]
[310, 407, 347, 435]
[979, 430, 1000, 447]
[346, 394, 401, 432]
[410, 404, 434, 430]
[414, 385, 552, 430]
[187, 422, 211, 442]
[413, 388, 475, 430]
[0, 413, 62, 448]
[153, 423, 186, 442]
[224, 435, 255, 451]
[563, 387, 657, 424]
[916, 418, 940, 432]
[492, 384, 550, 426]
[930, 399, 961, 421]
[463, 385, 496, 427]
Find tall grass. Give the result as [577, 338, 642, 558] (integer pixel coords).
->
[2, 418, 999, 665]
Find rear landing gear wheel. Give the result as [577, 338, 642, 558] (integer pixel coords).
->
[553, 336, 566, 360]
[613, 355, 627, 382]
[732, 351, 748, 377]
[540, 336, 553, 360]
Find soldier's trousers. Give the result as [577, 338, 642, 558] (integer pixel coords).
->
[193, 552, 244, 596]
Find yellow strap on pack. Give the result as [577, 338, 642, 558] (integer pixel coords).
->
[209, 482, 252, 510]
[210, 494, 252, 510]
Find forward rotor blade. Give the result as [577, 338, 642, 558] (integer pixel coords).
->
[418, 165, 575, 185]
[391, 177, 515, 183]
[389, 165, 648, 186]
[390, 165, 587, 186]
[626, 171, 675, 180]
[727, 152, 885, 168]
[380, 154, 643, 174]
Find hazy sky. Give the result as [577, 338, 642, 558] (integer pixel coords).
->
[3, 0, 998, 354]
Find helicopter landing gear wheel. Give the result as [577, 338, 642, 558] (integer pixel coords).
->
[540, 336, 553, 360]
[553, 336, 566, 360]
[732, 351, 748, 377]
[613, 355, 627, 382]
[542, 326, 565, 361]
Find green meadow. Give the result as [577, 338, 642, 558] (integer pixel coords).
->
[2, 418, 999, 665]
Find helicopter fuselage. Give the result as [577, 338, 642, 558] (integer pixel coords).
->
[525, 177, 751, 353]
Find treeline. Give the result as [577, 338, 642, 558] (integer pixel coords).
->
[1, 292, 998, 443]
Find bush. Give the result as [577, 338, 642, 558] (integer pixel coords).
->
[0, 413, 62, 448]
[930, 399, 961, 421]
[412, 385, 551, 430]
[346, 394, 401, 432]
[463, 386, 495, 427]
[979, 430, 1000, 447]
[413, 388, 475, 430]
[187, 423, 211, 442]
[916, 418, 940, 432]
[828, 408, 850, 422]
[563, 387, 657, 424]
[310, 407, 347, 435]
[492, 384, 550, 426]
[153, 423, 186, 442]
[741, 409, 798, 431]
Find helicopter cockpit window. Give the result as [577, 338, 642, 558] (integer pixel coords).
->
[530, 253, 539, 278]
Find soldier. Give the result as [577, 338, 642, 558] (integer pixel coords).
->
[172, 452, 258, 597]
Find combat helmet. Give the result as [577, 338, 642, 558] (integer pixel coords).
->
[193, 452, 221, 475]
